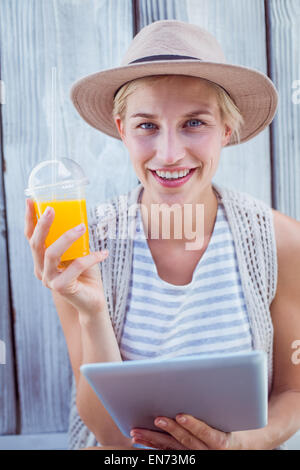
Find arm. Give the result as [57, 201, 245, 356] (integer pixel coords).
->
[52, 291, 133, 447]
[225, 209, 300, 449]
[130, 209, 300, 450]
[230, 209, 300, 449]
[256, 209, 300, 445]
[24, 199, 132, 447]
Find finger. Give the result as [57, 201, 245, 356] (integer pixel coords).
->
[130, 428, 188, 451]
[24, 198, 37, 240]
[154, 417, 208, 450]
[43, 222, 88, 282]
[29, 205, 55, 279]
[43, 222, 88, 281]
[46, 250, 108, 297]
[131, 438, 158, 450]
[46, 251, 108, 313]
[175, 415, 230, 450]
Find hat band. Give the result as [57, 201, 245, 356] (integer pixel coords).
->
[129, 54, 200, 64]
[114, 54, 232, 102]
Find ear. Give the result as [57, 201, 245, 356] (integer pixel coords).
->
[221, 125, 232, 147]
[114, 115, 126, 142]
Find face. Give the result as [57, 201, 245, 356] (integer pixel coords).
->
[115, 76, 231, 207]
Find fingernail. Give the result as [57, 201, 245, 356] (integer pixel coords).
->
[44, 206, 52, 217]
[75, 223, 85, 232]
[156, 419, 167, 427]
[177, 415, 186, 424]
[130, 431, 142, 439]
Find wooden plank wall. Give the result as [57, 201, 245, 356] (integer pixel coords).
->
[0, 0, 136, 435]
[0, 68, 17, 434]
[266, 0, 300, 219]
[0, 0, 299, 438]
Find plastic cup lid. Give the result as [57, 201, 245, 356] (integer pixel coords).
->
[24, 158, 89, 196]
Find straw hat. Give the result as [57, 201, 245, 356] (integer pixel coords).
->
[70, 20, 278, 146]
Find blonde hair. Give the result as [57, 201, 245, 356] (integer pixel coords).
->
[112, 75, 244, 144]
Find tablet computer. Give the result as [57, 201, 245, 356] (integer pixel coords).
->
[80, 351, 268, 438]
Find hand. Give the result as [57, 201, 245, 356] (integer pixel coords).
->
[130, 414, 243, 450]
[24, 198, 109, 317]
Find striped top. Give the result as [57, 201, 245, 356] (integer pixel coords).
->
[70, 183, 280, 449]
[119, 195, 253, 361]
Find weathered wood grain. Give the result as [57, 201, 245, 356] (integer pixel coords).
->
[0, 0, 135, 434]
[1, 0, 298, 440]
[138, 0, 273, 205]
[0, 75, 17, 434]
[266, 0, 300, 219]
[138, 0, 188, 23]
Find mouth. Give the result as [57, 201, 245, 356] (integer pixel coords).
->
[150, 168, 197, 188]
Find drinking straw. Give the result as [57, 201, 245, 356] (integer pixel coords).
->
[51, 66, 57, 201]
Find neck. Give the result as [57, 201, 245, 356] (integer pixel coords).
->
[140, 184, 218, 251]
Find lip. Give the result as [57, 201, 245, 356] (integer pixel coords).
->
[151, 167, 195, 172]
[150, 168, 196, 188]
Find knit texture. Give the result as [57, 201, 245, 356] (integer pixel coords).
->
[67, 183, 278, 450]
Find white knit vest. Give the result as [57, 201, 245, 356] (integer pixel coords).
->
[67, 183, 278, 450]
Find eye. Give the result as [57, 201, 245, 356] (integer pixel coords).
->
[186, 119, 203, 128]
[139, 122, 156, 130]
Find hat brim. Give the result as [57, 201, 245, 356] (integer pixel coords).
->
[70, 60, 278, 146]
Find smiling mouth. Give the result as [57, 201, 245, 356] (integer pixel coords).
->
[150, 167, 197, 187]
[150, 167, 200, 179]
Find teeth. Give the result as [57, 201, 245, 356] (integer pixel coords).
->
[155, 169, 190, 179]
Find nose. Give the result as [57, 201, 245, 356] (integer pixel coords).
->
[156, 127, 186, 165]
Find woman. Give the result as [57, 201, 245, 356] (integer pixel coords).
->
[24, 20, 300, 450]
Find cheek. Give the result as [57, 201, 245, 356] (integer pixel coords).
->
[188, 135, 213, 161]
[189, 135, 221, 174]
[125, 144, 150, 179]
[195, 131, 223, 156]
[128, 136, 154, 163]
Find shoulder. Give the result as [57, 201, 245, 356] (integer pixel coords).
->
[272, 208, 300, 296]
[214, 183, 271, 213]
[272, 208, 300, 260]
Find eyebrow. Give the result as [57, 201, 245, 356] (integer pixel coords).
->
[129, 109, 214, 119]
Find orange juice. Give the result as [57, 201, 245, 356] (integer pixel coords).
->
[33, 199, 90, 263]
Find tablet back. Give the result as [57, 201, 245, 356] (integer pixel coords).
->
[80, 351, 268, 438]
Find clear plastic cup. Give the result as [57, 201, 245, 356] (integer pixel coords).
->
[25, 158, 90, 268]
